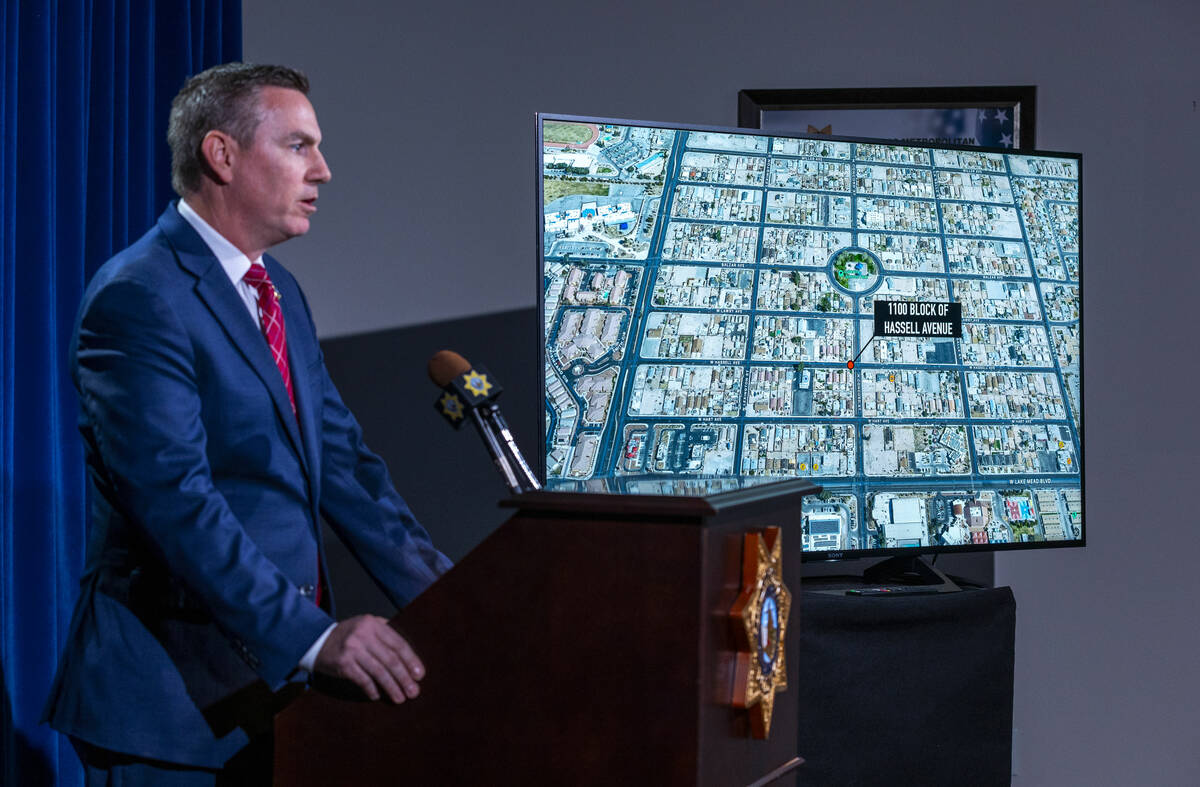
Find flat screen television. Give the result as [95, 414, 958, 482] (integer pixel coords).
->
[537, 114, 1082, 564]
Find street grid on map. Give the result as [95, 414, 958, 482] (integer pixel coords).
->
[541, 121, 1082, 552]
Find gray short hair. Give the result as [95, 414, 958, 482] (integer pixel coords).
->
[167, 62, 309, 196]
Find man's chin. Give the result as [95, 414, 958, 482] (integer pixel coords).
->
[279, 218, 311, 241]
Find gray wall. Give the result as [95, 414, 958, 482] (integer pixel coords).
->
[245, 1, 1200, 784]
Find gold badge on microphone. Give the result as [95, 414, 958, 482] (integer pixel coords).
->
[438, 391, 465, 423]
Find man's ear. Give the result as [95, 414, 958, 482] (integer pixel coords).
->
[199, 130, 236, 185]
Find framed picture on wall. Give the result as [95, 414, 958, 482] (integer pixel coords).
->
[737, 86, 1036, 150]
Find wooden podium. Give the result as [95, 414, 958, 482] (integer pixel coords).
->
[275, 477, 817, 786]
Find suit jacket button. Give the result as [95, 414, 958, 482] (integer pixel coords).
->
[299, 583, 315, 598]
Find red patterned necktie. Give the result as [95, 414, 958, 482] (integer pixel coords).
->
[243, 264, 296, 415]
[242, 263, 324, 607]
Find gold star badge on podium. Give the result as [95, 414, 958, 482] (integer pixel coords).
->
[729, 526, 790, 739]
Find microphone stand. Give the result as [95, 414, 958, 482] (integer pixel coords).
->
[480, 403, 541, 492]
[468, 407, 524, 494]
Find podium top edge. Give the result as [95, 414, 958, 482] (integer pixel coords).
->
[501, 477, 822, 519]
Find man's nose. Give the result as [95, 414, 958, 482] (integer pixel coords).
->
[310, 150, 331, 183]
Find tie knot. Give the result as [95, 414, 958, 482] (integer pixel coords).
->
[243, 263, 269, 285]
[243, 264, 276, 299]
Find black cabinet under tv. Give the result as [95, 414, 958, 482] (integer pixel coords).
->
[795, 584, 1016, 787]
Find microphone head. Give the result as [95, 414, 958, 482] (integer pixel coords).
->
[428, 350, 472, 388]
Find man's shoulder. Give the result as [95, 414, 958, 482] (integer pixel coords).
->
[86, 206, 202, 298]
[94, 226, 175, 283]
[75, 222, 208, 344]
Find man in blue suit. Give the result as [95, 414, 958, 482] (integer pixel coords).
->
[43, 63, 453, 784]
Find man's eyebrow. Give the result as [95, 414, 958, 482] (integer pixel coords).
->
[284, 131, 319, 144]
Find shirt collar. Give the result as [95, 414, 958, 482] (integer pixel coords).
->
[177, 198, 264, 287]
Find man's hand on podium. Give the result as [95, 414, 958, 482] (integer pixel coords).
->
[313, 615, 425, 703]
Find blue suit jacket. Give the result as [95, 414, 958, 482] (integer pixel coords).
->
[43, 204, 452, 767]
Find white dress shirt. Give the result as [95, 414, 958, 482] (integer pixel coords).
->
[177, 199, 335, 673]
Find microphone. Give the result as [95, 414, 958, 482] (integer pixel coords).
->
[428, 350, 541, 494]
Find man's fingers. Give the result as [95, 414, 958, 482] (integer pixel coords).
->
[359, 650, 409, 704]
[313, 614, 427, 702]
[342, 661, 381, 702]
[365, 640, 421, 699]
[373, 622, 426, 682]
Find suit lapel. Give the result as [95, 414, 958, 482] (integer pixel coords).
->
[158, 206, 310, 475]
[266, 257, 326, 554]
[271, 265, 323, 492]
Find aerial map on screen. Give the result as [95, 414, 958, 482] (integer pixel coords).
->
[540, 117, 1082, 554]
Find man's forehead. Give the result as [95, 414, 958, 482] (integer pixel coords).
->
[252, 86, 321, 138]
[254, 86, 316, 116]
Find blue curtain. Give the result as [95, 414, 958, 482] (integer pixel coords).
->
[0, 2, 239, 784]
